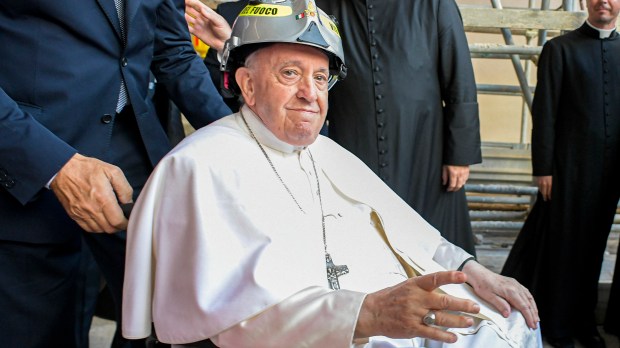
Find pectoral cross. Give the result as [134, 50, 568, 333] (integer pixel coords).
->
[325, 253, 349, 290]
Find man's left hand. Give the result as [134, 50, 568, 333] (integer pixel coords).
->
[461, 261, 539, 329]
[50, 154, 133, 233]
[442, 165, 469, 192]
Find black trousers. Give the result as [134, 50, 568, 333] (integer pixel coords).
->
[0, 238, 82, 347]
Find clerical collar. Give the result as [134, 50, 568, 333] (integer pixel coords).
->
[238, 104, 306, 154]
[586, 20, 616, 39]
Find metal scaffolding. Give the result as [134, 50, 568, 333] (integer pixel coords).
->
[461, 0, 587, 147]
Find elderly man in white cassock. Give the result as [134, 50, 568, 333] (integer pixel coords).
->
[122, 1, 542, 347]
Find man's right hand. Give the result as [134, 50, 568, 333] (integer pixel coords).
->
[535, 175, 552, 201]
[354, 271, 480, 343]
[50, 153, 133, 233]
[185, 0, 232, 52]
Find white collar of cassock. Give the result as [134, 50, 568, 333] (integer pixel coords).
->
[240, 104, 307, 154]
[586, 20, 615, 38]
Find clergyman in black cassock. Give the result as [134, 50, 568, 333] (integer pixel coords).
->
[502, 17, 620, 347]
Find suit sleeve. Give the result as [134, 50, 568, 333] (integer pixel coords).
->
[530, 41, 561, 176]
[150, 0, 231, 129]
[0, 88, 76, 204]
[437, 0, 481, 166]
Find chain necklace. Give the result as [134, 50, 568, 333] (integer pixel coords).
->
[240, 109, 349, 290]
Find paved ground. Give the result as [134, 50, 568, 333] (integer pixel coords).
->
[89, 232, 619, 347]
[89, 317, 115, 347]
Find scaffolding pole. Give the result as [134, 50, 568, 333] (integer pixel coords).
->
[490, 0, 534, 111]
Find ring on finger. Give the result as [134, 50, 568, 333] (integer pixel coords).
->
[422, 310, 437, 326]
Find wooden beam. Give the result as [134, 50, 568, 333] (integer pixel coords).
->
[459, 7, 587, 31]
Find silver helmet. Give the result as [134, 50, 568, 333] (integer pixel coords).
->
[220, 0, 347, 97]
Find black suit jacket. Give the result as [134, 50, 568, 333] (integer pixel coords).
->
[0, 0, 231, 243]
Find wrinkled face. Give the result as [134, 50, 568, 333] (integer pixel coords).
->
[236, 43, 329, 147]
[587, 0, 620, 28]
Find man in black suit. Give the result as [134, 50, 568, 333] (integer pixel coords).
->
[0, 0, 230, 346]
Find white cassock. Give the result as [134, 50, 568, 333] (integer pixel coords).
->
[122, 105, 542, 348]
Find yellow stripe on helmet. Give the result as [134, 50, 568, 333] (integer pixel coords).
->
[239, 5, 293, 17]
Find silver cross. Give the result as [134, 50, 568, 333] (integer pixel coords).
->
[326, 253, 349, 290]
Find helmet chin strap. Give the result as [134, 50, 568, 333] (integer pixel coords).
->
[221, 72, 235, 99]
[328, 62, 348, 90]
